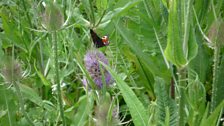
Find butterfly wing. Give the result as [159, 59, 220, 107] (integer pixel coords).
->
[90, 29, 105, 48]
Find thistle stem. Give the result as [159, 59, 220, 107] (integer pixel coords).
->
[52, 31, 66, 125]
[3, 86, 13, 126]
[14, 82, 34, 126]
[211, 46, 220, 113]
[178, 68, 186, 126]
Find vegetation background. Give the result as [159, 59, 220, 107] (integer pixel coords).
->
[0, 0, 224, 126]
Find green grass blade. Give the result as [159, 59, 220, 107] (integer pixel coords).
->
[34, 65, 51, 86]
[72, 94, 94, 126]
[200, 101, 224, 126]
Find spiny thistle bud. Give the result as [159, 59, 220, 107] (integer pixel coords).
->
[208, 19, 224, 48]
[42, 2, 64, 31]
[95, 103, 120, 126]
[1, 58, 22, 83]
[83, 50, 112, 89]
[94, 93, 120, 126]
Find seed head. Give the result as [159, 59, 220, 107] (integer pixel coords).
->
[208, 19, 224, 48]
[1, 58, 22, 83]
[94, 94, 120, 126]
[42, 2, 64, 31]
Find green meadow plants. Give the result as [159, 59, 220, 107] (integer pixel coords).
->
[1, 57, 34, 126]
[0, 0, 224, 126]
[42, 2, 66, 125]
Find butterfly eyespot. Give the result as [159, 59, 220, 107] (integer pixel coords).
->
[90, 29, 110, 48]
[102, 36, 109, 43]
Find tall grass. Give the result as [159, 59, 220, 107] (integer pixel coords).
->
[0, 0, 224, 125]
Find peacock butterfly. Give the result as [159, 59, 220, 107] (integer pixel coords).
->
[90, 29, 109, 48]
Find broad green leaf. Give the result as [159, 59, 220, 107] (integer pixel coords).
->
[165, 0, 197, 67]
[72, 94, 94, 126]
[101, 62, 149, 126]
[164, 0, 187, 67]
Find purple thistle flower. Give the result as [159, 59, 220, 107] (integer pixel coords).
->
[83, 50, 112, 89]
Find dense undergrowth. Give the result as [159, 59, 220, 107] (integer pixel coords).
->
[0, 0, 224, 126]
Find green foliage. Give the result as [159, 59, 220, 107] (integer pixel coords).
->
[0, 0, 224, 125]
[209, 19, 224, 112]
[186, 71, 206, 126]
[0, 85, 17, 126]
[116, 22, 170, 80]
[102, 62, 149, 126]
[154, 77, 178, 126]
[164, 0, 198, 68]
[72, 94, 94, 126]
[165, 0, 187, 67]
[215, 55, 224, 107]
[200, 101, 224, 126]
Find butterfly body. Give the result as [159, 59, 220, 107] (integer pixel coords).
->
[90, 29, 109, 48]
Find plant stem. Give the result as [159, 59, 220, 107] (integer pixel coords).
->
[14, 82, 34, 126]
[211, 46, 220, 113]
[178, 68, 186, 126]
[52, 31, 66, 126]
[3, 86, 13, 126]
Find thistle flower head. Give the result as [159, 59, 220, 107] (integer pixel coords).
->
[208, 19, 224, 48]
[1, 58, 22, 83]
[83, 50, 112, 89]
[42, 2, 64, 31]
